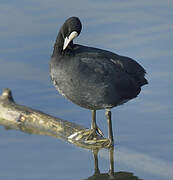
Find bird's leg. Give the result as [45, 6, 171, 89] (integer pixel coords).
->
[84, 110, 104, 140]
[105, 109, 114, 146]
[91, 109, 97, 130]
[91, 110, 104, 137]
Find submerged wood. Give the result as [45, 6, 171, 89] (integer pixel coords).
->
[0, 88, 110, 149]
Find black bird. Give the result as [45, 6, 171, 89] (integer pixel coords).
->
[50, 17, 148, 145]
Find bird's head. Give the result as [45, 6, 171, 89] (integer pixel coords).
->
[61, 17, 82, 51]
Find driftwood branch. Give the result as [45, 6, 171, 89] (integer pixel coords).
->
[0, 88, 110, 149]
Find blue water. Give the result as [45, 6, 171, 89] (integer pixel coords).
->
[1, 0, 173, 179]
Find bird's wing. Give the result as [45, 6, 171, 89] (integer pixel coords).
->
[110, 55, 148, 86]
[80, 56, 141, 99]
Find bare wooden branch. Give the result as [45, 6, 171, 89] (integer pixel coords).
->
[0, 88, 110, 149]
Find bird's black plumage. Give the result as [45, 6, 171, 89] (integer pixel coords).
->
[50, 17, 148, 144]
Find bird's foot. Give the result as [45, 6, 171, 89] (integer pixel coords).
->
[106, 139, 114, 148]
[84, 127, 104, 141]
[68, 129, 110, 148]
[85, 129, 98, 140]
[81, 129, 110, 147]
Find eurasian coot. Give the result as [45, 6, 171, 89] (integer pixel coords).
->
[50, 17, 148, 145]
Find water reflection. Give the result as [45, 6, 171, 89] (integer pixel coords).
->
[84, 147, 142, 180]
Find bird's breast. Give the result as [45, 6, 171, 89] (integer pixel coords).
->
[50, 57, 120, 109]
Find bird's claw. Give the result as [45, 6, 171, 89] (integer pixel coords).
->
[68, 129, 110, 148]
[95, 125, 104, 137]
[85, 127, 104, 141]
[83, 129, 98, 140]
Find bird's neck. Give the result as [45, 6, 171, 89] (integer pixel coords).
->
[52, 32, 74, 57]
[52, 32, 64, 57]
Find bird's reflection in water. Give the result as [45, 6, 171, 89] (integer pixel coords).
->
[84, 147, 142, 180]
